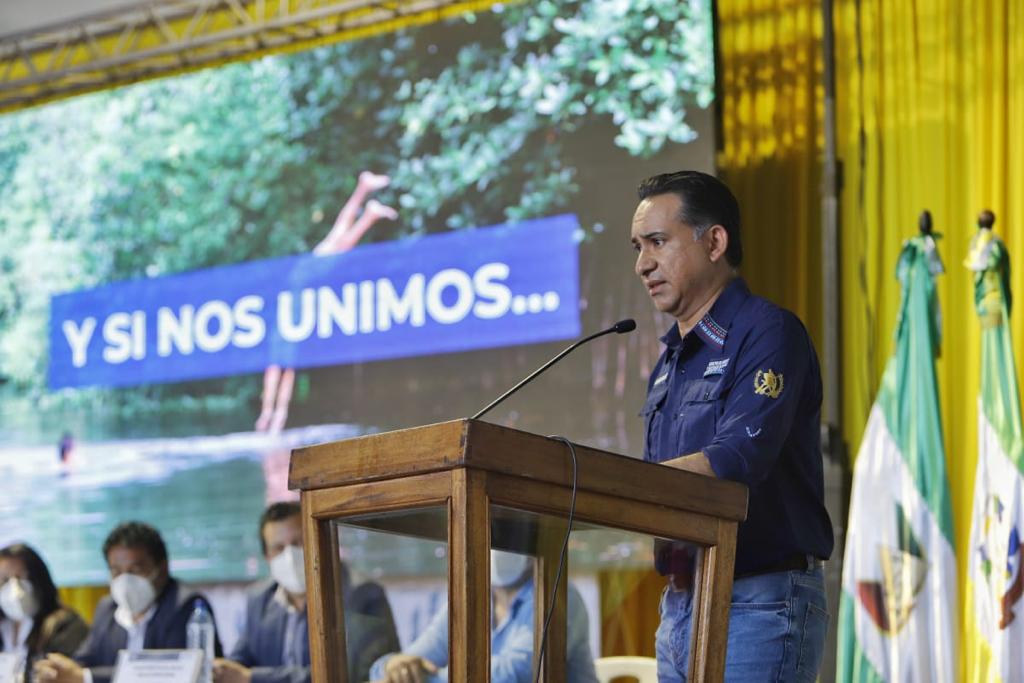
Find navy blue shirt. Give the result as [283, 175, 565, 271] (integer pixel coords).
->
[642, 278, 834, 576]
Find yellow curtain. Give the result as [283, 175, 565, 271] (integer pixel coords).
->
[717, 0, 825, 348]
[835, 0, 1024, 679]
[57, 585, 107, 625]
[598, 569, 663, 657]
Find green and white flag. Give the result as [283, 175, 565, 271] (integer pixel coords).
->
[837, 233, 959, 682]
[964, 226, 1024, 683]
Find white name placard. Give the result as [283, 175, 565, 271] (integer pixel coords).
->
[112, 649, 202, 683]
[0, 653, 22, 683]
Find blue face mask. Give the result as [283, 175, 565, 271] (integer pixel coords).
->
[490, 550, 530, 588]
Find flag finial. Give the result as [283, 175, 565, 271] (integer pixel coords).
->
[919, 210, 933, 235]
[978, 209, 995, 231]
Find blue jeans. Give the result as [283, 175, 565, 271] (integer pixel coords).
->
[655, 564, 828, 682]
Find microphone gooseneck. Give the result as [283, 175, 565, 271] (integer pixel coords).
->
[470, 319, 636, 420]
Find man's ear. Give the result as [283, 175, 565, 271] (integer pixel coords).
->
[706, 224, 729, 263]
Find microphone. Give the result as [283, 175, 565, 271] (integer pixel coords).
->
[471, 319, 637, 420]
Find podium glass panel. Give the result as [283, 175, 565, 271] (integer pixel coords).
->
[323, 503, 707, 682]
[332, 506, 450, 683]
[489, 505, 705, 682]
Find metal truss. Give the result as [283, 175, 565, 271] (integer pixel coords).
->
[0, 0, 486, 112]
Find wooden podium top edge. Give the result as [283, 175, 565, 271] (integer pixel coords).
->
[288, 418, 747, 522]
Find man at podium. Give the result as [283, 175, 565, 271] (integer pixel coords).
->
[631, 171, 834, 682]
[368, 550, 598, 683]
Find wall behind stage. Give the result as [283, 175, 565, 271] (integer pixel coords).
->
[0, 0, 718, 586]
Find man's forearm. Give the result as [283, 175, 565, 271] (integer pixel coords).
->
[662, 452, 717, 477]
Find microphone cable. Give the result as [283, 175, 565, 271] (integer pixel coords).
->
[532, 434, 578, 683]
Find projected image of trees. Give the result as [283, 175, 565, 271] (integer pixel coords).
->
[0, 0, 715, 584]
[0, 0, 712, 414]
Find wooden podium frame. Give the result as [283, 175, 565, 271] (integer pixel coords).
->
[289, 419, 747, 682]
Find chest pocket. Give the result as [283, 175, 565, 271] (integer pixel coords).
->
[675, 378, 726, 453]
[640, 371, 670, 458]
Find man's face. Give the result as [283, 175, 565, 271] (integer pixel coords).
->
[631, 193, 715, 321]
[262, 514, 303, 561]
[106, 544, 167, 587]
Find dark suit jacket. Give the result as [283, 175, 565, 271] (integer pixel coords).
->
[229, 567, 398, 683]
[75, 578, 221, 683]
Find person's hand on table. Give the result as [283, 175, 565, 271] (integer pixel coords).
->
[34, 653, 85, 683]
[377, 654, 438, 683]
[213, 658, 253, 683]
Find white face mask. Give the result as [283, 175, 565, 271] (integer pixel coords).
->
[0, 578, 39, 622]
[491, 550, 531, 588]
[110, 572, 157, 622]
[269, 545, 306, 596]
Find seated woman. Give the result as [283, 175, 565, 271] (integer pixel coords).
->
[0, 544, 88, 675]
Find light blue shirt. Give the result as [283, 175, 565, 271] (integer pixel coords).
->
[369, 580, 598, 683]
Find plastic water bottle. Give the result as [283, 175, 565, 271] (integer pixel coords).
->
[186, 601, 215, 683]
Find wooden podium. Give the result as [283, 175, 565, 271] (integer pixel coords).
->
[288, 419, 747, 682]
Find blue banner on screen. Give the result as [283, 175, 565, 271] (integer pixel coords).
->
[49, 215, 581, 389]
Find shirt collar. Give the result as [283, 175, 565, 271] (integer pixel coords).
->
[659, 278, 750, 351]
[272, 584, 305, 614]
[116, 601, 157, 638]
[492, 579, 533, 631]
[136, 604, 157, 629]
[0, 615, 34, 650]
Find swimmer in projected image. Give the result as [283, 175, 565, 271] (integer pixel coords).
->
[255, 171, 398, 434]
[57, 432, 75, 476]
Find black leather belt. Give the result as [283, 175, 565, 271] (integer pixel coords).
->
[668, 553, 821, 592]
[734, 553, 821, 580]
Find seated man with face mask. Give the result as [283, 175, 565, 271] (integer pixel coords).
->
[35, 521, 221, 683]
[369, 550, 599, 683]
[214, 502, 400, 683]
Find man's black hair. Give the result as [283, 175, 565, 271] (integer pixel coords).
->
[102, 521, 168, 565]
[637, 170, 743, 267]
[259, 501, 302, 555]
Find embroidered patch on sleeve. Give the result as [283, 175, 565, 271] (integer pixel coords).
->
[753, 369, 784, 399]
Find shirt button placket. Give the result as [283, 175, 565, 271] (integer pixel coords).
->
[677, 364, 686, 418]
